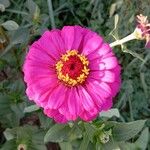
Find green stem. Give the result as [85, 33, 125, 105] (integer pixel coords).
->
[47, 0, 56, 29]
[110, 33, 136, 48]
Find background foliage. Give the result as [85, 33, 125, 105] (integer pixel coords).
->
[0, 0, 150, 149]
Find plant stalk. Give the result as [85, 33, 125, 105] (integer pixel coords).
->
[47, 0, 56, 29]
[110, 33, 136, 48]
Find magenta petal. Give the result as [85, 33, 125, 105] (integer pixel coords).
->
[82, 32, 103, 55]
[87, 43, 111, 61]
[59, 102, 77, 121]
[88, 79, 112, 98]
[101, 70, 115, 83]
[44, 108, 58, 118]
[48, 29, 66, 54]
[79, 109, 98, 121]
[54, 113, 68, 123]
[26, 44, 56, 66]
[37, 31, 60, 59]
[26, 76, 58, 101]
[44, 108, 67, 123]
[101, 98, 113, 111]
[102, 56, 118, 69]
[86, 81, 110, 106]
[61, 26, 75, 50]
[68, 88, 81, 117]
[89, 70, 115, 83]
[48, 84, 67, 109]
[78, 86, 95, 111]
[88, 71, 104, 81]
[72, 26, 86, 50]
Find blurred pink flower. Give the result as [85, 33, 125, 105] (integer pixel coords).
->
[23, 26, 121, 123]
[134, 14, 150, 48]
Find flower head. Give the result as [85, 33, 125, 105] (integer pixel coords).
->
[23, 26, 121, 123]
[134, 14, 150, 48]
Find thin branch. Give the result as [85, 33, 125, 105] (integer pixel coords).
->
[47, 0, 56, 29]
[110, 33, 136, 48]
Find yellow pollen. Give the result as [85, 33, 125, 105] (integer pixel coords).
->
[55, 50, 90, 86]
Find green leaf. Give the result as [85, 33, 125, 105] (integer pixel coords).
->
[32, 130, 47, 150]
[67, 124, 82, 141]
[135, 127, 149, 150]
[101, 141, 121, 150]
[79, 133, 90, 150]
[25, 0, 40, 22]
[11, 103, 26, 119]
[100, 108, 120, 118]
[1, 28, 29, 56]
[2, 20, 19, 31]
[113, 120, 146, 141]
[3, 128, 15, 141]
[59, 142, 73, 150]
[10, 28, 29, 45]
[44, 124, 71, 143]
[0, 95, 12, 116]
[0, 0, 10, 8]
[38, 112, 53, 129]
[84, 123, 97, 142]
[24, 105, 40, 113]
[0, 139, 16, 150]
[25, 0, 39, 16]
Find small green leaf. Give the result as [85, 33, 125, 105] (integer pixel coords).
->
[44, 124, 71, 143]
[3, 128, 15, 141]
[24, 105, 40, 113]
[113, 120, 146, 141]
[10, 28, 29, 44]
[100, 108, 120, 118]
[2, 20, 19, 31]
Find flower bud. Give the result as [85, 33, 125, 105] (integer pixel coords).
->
[99, 130, 112, 144]
[133, 14, 150, 48]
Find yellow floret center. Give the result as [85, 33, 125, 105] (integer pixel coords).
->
[55, 50, 90, 86]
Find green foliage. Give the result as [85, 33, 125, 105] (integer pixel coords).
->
[1, 126, 47, 150]
[0, 0, 150, 149]
[44, 123, 82, 143]
[112, 120, 146, 141]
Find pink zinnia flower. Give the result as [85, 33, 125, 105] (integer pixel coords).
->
[23, 26, 121, 123]
[134, 14, 150, 48]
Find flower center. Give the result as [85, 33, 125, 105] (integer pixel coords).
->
[56, 50, 90, 86]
